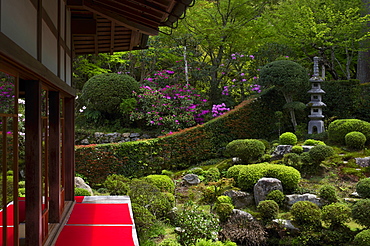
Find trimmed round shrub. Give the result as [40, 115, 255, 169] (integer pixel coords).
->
[204, 167, 220, 182]
[214, 202, 234, 222]
[282, 153, 301, 169]
[131, 203, 156, 231]
[237, 163, 301, 191]
[74, 188, 91, 196]
[309, 145, 335, 164]
[144, 174, 175, 194]
[80, 73, 140, 115]
[217, 195, 233, 205]
[345, 131, 366, 150]
[226, 165, 246, 184]
[266, 190, 285, 207]
[225, 139, 265, 163]
[291, 145, 304, 154]
[356, 178, 370, 198]
[327, 119, 370, 145]
[321, 203, 351, 228]
[290, 201, 321, 229]
[318, 185, 338, 204]
[352, 199, 370, 228]
[354, 229, 370, 246]
[103, 174, 130, 195]
[257, 199, 279, 222]
[279, 132, 298, 145]
[303, 139, 326, 146]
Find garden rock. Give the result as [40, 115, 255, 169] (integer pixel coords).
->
[231, 209, 254, 221]
[355, 157, 370, 167]
[271, 145, 292, 160]
[285, 193, 321, 208]
[81, 139, 89, 145]
[302, 145, 314, 152]
[75, 177, 93, 196]
[254, 177, 283, 205]
[182, 174, 201, 185]
[272, 219, 299, 235]
[224, 190, 254, 208]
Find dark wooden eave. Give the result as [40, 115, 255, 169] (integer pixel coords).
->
[67, 0, 193, 55]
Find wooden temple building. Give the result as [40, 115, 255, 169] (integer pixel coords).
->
[0, 0, 192, 245]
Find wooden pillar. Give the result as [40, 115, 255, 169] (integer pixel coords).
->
[64, 97, 75, 201]
[25, 80, 43, 246]
[48, 91, 61, 223]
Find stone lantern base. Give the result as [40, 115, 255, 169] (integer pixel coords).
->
[308, 120, 325, 134]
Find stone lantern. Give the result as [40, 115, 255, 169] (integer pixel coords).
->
[307, 57, 326, 134]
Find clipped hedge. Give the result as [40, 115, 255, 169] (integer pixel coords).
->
[75, 95, 286, 184]
[236, 163, 301, 191]
[327, 119, 370, 145]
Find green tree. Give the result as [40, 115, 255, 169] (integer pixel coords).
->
[264, 0, 370, 80]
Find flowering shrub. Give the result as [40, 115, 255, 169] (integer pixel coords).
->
[130, 83, 209, 132]
[0, 74, 15, 114]
[212, 103, 230, 117]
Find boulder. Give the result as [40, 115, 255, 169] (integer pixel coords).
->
[81, 139, 89, 145]
[231, 209, 254, 222]
[285, 193, 321, 208]
[224, 190, 254, 208]
[302, 145, 314, 152]
[272, 219, 299, 235]
[254, 177, 283, 205]
[182, 174, 201, 185]
[355, 157, 370, 168]
[75, 177, 93, 196]
[271, 145, 292, 160]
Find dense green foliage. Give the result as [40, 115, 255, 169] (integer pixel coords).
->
[74, 188, 91, 196]
[225, 139, 266, 163]
[144, 174, 175, 194]
[353, 229, 370, 246]
[345, 131, 367, 150]
[257, 199, 279, 222]
[356, 178, 370, 198]
[236, 163, 301, 191]
[266, 190, 285, 207]
[291, 145, 303, 154]
[303, 139, 326, 146]
[214, 202, 234, 222]
[291, 201, 321, 229]
[79, 73, 139, 126]
[308, 145, 335, 164]
[327, 119, 370, 145]
[103, 174, 130, 195]
[318, 185, 338, 204]
[321, 203, 351, 228]
[352, 199, 370, 228]
[279, 132, 298, 145]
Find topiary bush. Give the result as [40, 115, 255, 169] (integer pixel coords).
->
[352, 199, 370, 228]
[266, 190, 285, 207]
[308, 145, 335, 164]
[303, 139, 326, 146]
[327, 119, 370, 145]
[225, 139, 266, 163]
[257, 199, 279, 222]
[80, 73, 140, 117]
[353, 229, 370, 246]
[103, 174, 130, 195]
[290, 201, 321, 229]
[74, 188, 91, 196]
[226, 165, 246, 184]
[356, 178, 370, 198]
[318, 185, 338, 204]
[345, 131, 367, 150]
[195, 239, 237, 246]
[216, 195, 233, 205]
[204, 167, 221, 183]
[282, 153, 301, 169]
[321, 203, 351, 228]
[144, 174, 175, 194]
[131, 203, 156, 233]
[291, 145, 303, 154]
[158, 238, 181, 246]
[237, 163, 301, 191]
[279, 132, 298, 145]
[214, 202, 234, 222]
[129, 180, 173, 219]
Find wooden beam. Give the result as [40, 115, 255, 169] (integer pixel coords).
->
[63, 97, 75, 201]
[25, 80, 43, 246]
[71, 19, 97, 34]
[48, 91, 62, 223]
[83, 0, 158, 36]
